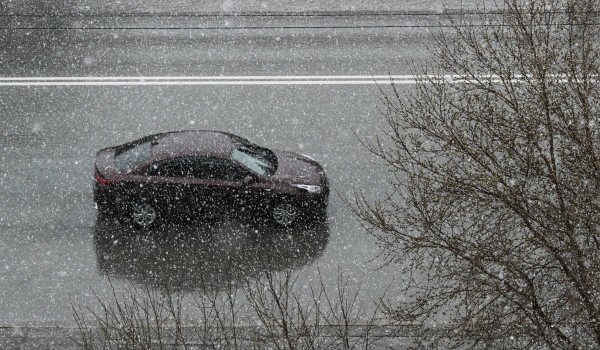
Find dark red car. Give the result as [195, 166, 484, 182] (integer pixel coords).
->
[93, 130, 329, 227]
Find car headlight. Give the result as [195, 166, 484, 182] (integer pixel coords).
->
[292, 184, 322, 194]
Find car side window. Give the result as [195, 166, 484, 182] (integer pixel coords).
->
[192, 157, 247, 181]
[147, 158, 194, 178]
[147, 160, 167, 176]
[147, 157, 246, 181]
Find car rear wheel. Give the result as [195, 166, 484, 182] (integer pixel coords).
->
[272, 203, 298, 227]
[132, 202, 157, 228]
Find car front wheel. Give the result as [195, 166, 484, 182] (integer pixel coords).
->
[272, 203, 298, 227]
[132, 202, 157, 228]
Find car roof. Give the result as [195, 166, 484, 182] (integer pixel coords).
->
[150, 130, 235, 161]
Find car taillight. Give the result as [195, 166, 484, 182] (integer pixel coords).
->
[95, 172, 117, 186]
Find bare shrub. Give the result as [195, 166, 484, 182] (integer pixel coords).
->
[71, 284, 190, 350]
[72, 269, 389, 349]
[190, 279, 248, 349]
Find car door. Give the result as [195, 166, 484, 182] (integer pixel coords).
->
[145, 158, 195, 217]
[186, 157, 248, 218]
[207, 158, 274, 217]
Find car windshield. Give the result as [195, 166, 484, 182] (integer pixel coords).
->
[115, 141, 152, 173]
[231, 144, 277, 176]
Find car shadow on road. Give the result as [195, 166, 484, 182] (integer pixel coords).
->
[93, 215, 329, 292]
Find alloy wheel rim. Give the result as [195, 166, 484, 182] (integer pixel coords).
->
[273, 203, 298, 226]
[132, 203, 157, 227]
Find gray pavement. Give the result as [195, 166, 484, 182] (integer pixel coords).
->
[0, 15, 435, 76]
[1, 0, 500, 15]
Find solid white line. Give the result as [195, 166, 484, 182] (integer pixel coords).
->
[0, 74, 554, 86]
[0, 75, 419, 86]
[0, 75, 415, 81]
[0, 80, 420, 86]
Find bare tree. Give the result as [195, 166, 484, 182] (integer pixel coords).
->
[353, 0, 600, 348]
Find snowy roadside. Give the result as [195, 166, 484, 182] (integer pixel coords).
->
[0, 325, 422, 349]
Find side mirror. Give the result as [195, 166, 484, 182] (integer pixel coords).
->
[242, 175, 256, 185]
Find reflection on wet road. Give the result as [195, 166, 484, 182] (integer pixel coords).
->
[94, 217, 329, 292]
[0, 84, 405, 325]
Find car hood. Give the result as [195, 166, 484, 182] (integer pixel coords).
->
[271, 150, 325, 184]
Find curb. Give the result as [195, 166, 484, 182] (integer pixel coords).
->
[0, 325, 421, 350]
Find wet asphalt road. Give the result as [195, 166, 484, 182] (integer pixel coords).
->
[0, 0, 495, 15]
[0, 13, 435, 326]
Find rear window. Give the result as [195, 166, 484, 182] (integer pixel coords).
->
[115, 141, 152, 173]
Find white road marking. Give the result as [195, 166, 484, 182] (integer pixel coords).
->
[0, 75, 457, 86]
[0, 74, 545, 86]
[0, 81, 420, 86]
